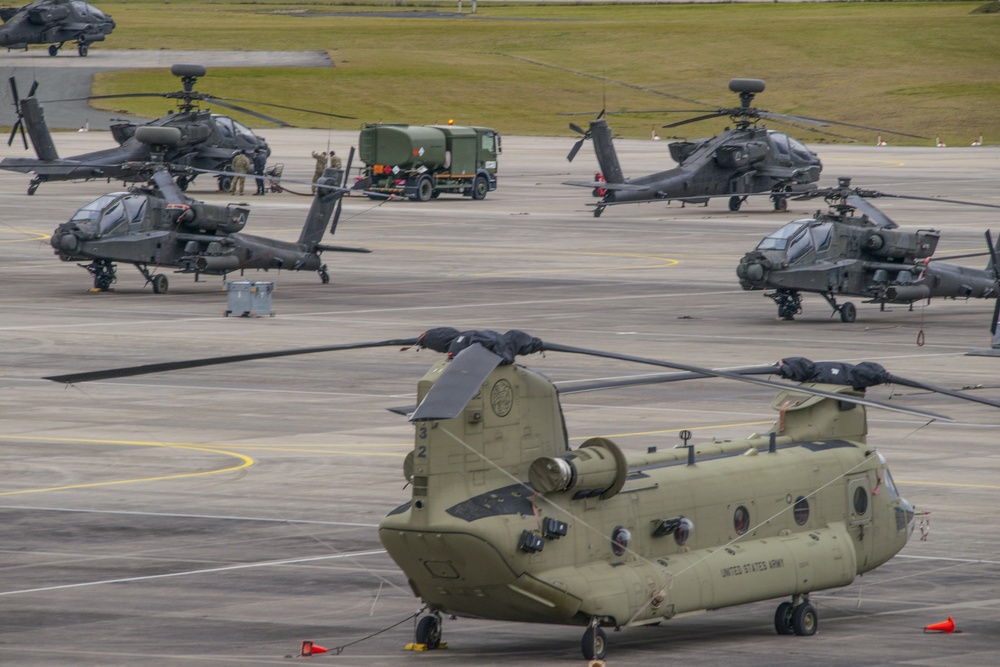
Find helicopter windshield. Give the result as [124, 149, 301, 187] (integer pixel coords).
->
[756, 221, 809, 251]
[73, 2, 108, 20]
[70, 193, 132, 235]
[212, 115, 257, 142]
[768, 131, 814, 162]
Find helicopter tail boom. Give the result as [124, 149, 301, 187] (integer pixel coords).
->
[19, 96, 58, 161]
[297, 167, 344, 249]
[588, 119, 625, 185]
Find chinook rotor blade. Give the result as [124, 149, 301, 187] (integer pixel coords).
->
[558, 364, 1000, 410]
[410, 344, 503, 421]
[44, 338, 421, 385]
[539, 342, 954, 422]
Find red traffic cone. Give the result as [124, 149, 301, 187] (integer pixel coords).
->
[300, 640, 329, 656]
[924, 616, 955, 634]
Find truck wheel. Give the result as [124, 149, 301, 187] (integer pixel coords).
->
[471, 175, 488, 200]
[416, 176, 433, 202]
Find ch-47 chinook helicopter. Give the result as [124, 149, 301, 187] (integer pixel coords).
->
[48, 139, 367, 293]
[45, 327, 1000, 661]
[1, 63, 352, 194]
[0, 0, 114, 56]
[737, 178, 1000, 322]
[564, 78, 925, 218]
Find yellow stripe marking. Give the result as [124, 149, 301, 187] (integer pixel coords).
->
[0, 435, 253, 496]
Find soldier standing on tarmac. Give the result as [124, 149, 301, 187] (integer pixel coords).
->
[230, 150, 252, 196]
[252, 148, 267, 195]
[311, 150, 328, 193]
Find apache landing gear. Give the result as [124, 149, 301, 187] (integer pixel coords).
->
[593, 205, 606, 218]
[766, 289, 802, 321]
[318, 265, 330, 284]
[774, 595, 818, 636]
[84, 259, 116, 292]
[27, 177, 42, 195]
[729, 195, 747, 212]
[136, 264, 169, 294]
[770, 191, 789, 212]
[821, 293, 857, 323]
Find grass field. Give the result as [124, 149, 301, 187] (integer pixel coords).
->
[81, 1, 1000, 144]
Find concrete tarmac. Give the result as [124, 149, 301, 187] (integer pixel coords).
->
[1, 131, 999, 665]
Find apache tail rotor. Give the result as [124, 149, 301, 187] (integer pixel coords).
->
[566, 108, 605, 162]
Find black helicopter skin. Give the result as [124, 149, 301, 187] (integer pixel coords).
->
[0, 0, 114, 56]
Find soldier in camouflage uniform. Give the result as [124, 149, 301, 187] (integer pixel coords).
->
[229, 150, 252, 196]
[311, 150, 328, 193]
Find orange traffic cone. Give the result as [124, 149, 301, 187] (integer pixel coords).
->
[300, 640, 329, 656]
[923, 616, 955, 634]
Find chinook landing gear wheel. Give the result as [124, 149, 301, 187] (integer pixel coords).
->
[471, 175, 488, 200]
[839, 301, 857, 323]
[792, 602, 818, 636]
[774, 601, 795, 635]
[581, 625, 607, 661]
[415, 613, 442, 649]
[151, 274, 169, 294]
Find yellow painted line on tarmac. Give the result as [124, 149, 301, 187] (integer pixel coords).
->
[235, 444, 408, 457]
[0, 435, 253, 496]
[0, 230, 50, 243]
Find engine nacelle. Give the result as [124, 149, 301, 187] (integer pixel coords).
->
[715, 141, 769, 169]
[29, 5, 69, 24]
[179, 204, 248, 234]
[865, 229, 940, 260]
[529, 437, 628, 500]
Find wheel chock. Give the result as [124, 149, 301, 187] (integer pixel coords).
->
[404, 642, 448, 651]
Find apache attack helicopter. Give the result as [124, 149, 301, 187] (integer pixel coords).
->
[564, 78, 925, 218]
[737, 178, 1000, 323]
[1, 63, 352, 194]
[0, 0, 114, 56]
[44, 327, 1000, 661]
[48, 139, 367, 293]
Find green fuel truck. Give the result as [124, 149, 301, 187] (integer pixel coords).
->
[355, 123, 501, 201]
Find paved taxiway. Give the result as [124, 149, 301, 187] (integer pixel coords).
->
[1, 132, 999, 665]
